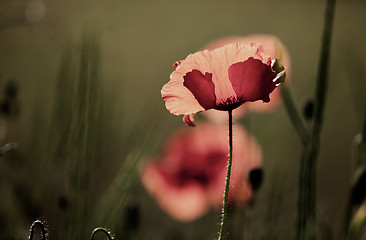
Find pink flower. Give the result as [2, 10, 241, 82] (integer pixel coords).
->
[202, 34, 291, 115]
[141, 124, 262, 222]
[161, 42, 285, 126]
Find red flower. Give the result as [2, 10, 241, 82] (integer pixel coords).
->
[202, 35, 291, 114]
[161, 43, 285, 126]
[141, 124, 262, 222]
[201, 35, 291, 123]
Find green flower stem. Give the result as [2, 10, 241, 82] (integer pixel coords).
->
[298, 141, 317, 240]
[280, 85, 310, 146]
[312, 0, 336, 139]
[218, 109, 233, 240]
[297, 0, 337, 239]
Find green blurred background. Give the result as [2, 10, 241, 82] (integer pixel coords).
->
[0, 0, 365, 239]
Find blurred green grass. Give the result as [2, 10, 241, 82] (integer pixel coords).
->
[0, 0, 366, 239]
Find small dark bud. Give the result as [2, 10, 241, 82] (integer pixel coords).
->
[124, 200, 140, 231]
[249, 168, 263, 191]
[58, 195, 69, 211]
[302, 97, 314, 120]
[13, 183, 40, 219]
[4, 80, 18, 98]
[0, 99, 11, 115]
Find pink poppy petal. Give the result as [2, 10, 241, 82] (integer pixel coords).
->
[161, 80, 204, 115]
[163, 42, 277, 115]
[205, 43, 271, 104]
[159, 185, 210, 222]
[202, 34, 291, 113]
[247, 87, 281, 112]
[183, 70, 216, 110]
[228, 57, 277, 103]
[171, 49, 237, 106]
[166, 43, 273, 111]
[141, 163, 209, 222]
[183, 114, 195, 127]
[140, 124, 263, 221]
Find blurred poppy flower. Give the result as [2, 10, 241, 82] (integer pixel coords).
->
[161, 42, 285, 126]
[141, 124, 262, 222]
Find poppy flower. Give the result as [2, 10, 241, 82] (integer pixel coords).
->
[201, 35, 291, 123]
[141, 124, 262, 222]
[161, 42, 285, 126]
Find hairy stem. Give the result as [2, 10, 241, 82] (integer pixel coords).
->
[218, 109, 233, 240]
[29, 220, 47, 240]
[90, 227, 113, 240]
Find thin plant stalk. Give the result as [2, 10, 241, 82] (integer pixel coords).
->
[296, 0, 337, 239]
[280, 85, 310, 146]
[218, 109, 233, 240]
